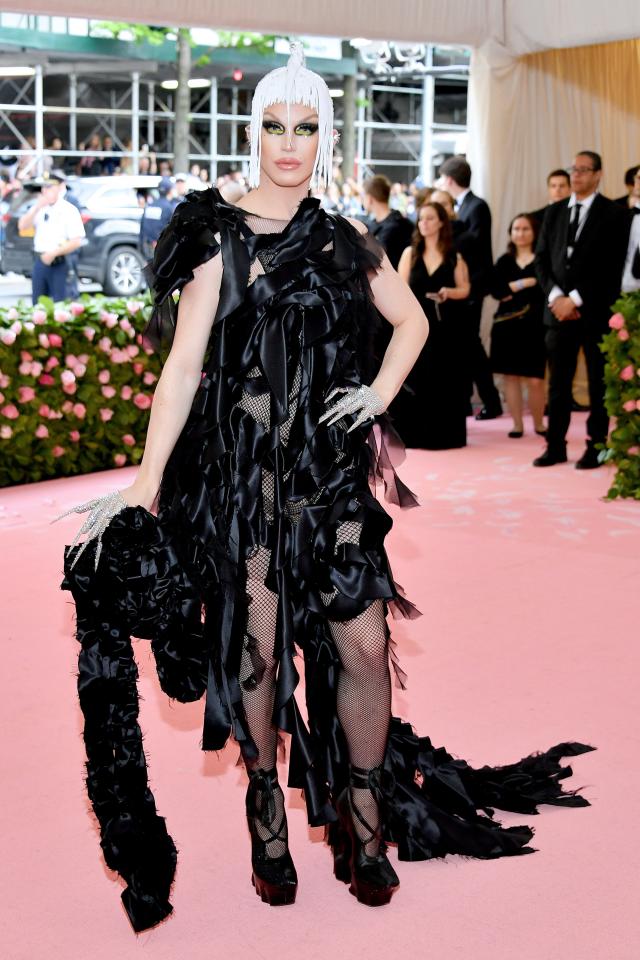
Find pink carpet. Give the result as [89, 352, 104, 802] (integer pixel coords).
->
[2, 413, 638, 960]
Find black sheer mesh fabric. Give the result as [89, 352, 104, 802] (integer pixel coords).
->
[236, 214, 391, 861]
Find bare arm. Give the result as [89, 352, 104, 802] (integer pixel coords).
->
[124, 253, 223, 508]
[346, 218, 428, 408]
[439, 254, 471, 301]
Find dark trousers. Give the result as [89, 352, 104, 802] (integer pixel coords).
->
[32, 256, 68, 304]
[467, 299, 501, 409]
[545, 320, 609, 451]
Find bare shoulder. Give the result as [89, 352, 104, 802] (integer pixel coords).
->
[342, 215, 368, 235]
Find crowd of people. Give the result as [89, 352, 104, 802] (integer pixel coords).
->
[3, 140, 640, 469]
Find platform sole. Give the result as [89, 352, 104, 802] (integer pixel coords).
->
[251, 873, 297, 906]
[348, 879, 399, 906]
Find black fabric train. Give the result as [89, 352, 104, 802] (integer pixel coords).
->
[61, 187, 595, 933]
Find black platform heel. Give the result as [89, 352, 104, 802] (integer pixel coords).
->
[335, 764, 400, 906]
[246, 766, 298, 906]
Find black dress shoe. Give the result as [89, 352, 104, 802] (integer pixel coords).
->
[475, 406, 503, 421]
[575, 446, 601, 470]
[508, 430, 524, 438]
[535, 429, 547, 438]
[533, 448, 568, 467]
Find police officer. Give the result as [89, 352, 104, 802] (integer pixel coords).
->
[18, 169, 85, 304]
[139, 176, 176, 260]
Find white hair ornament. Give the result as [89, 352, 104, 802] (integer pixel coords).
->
[248, 41, 334, 190]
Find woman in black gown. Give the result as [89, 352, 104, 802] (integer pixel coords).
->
[56, 47, 594, 933]
[392, 201, 471, 448]
[490, 213, 547, 438]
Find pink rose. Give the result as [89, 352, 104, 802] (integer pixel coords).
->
[133, 362, 144, 375]
[54, 308, 71, 323]
[10, 320, 22, 335]
[127, 344, 140, 358]
[83, 326, 96, 341]
[110, 348, 126, 364]
[7, 307, 18, 321]
[608, 312, 625, 330]
[48, 408, 61, 420]
[45, 356, 59, 371]
[72, 402, 86, 419]
[38, 373, 55, 387]
[620, 365, 634, 381]
[622, 400, 637, 412]
[0, 373, 9, 388]
[32, 308, 47, 324]
[23, 321, 34, 332]
[0, 329, 16, 346]
[618, 329, 629, 342]
[122, 434, 135, 447]
[18, 386, 36, 403]
[60, 369, 76, 385]
[62, 382, 77, 395]
[120, 385, 133, 400]
[48, 333, 63, 348]
[70, 302, 85, 316]
[65, 354, 78, 368]
[0, 391, 3, 403]
[39, 404, 50, 417]
[30, 361, 43, 377]
[627, 446, 640, 456]
[74, 363, 87, 378]
[120, 318, 133, 332]
[101, 311, 119, 328]
[636, 400, 640, 412]
[78, 354, 89, 364]
[51, 445, 65, 458]
[0, 425, 12, 439]
[143, 371, 157, 385]
[20, 350, 33, 362]
[126, 300, 142, 315]
[98, 337, 112, 352]
[98, 369, 111, 384]
[133, 392, 152, 410]
[69, 429, 80, 442]
[35, 424, 49, 438]
[1, 404, 19, 419]
[38, 333, 50, 349]
[100, 408, 114, 422]
[18, 362, 32, 375]
[101, 385, 116, 399]
[114, 453, 127, 467]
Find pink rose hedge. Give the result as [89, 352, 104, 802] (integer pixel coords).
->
[0, 293, 160, 486]
[601, 294, 640, 499]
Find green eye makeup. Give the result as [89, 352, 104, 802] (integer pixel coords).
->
[262, 120, 319, 136]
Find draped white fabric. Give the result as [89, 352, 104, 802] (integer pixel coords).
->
[6, 0, 640, 51]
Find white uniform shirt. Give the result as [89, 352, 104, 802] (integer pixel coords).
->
[33, 198, 85, 254]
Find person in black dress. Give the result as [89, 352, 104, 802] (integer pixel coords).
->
[393, 201, 471, 448]
[490, 213, 547, 438]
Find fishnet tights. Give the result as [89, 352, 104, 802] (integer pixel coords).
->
[239, 538, 391, 859]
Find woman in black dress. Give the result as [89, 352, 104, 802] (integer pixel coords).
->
[490, 213, 547, 438]
[393, 201, 471, 448]
[56, 49, 594, 933]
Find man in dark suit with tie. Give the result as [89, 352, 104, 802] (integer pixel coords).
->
[534, 151, 629, 468]
[440, 156, 503, 419]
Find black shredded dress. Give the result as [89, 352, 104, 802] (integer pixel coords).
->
[390, 253, 469, 449]
[60, 188, 594, 932]
[490, 255, 546, 378]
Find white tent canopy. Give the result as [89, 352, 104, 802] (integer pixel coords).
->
[5, 0, 640, 53]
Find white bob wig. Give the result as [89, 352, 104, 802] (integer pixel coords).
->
[248, 41, 334, 190]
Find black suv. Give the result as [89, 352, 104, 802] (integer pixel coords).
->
[1, 175, 168, 296]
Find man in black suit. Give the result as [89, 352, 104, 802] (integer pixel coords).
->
[531, 169, 571, 227]
[534, 150, 629, 468]
[362, 174, 414, 270]
[440, 156, 502, 419]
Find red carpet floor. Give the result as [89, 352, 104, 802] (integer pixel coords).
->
[2, 413, 638, 960]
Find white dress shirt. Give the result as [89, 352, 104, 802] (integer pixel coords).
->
[622, 207, 640, 293]
[548, 191, 598, 308]
[33, 198, 85, 254]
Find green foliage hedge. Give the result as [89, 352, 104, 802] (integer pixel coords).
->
[601, 291, 640, 499]
[0, 293, 160, 487]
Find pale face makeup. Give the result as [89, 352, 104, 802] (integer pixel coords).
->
[257, 102, 320, 189]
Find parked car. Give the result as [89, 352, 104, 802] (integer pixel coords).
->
[0, 175, 192, 296]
